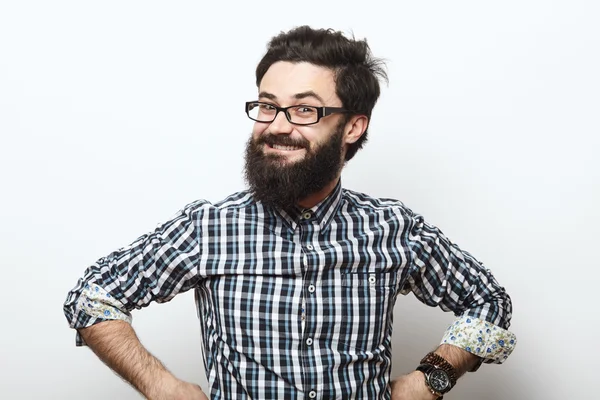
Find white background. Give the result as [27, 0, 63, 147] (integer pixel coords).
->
[1, 1, 598, 399]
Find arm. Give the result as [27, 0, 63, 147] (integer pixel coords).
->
[63, 201, 209, 398]
[392, 209, 517, 398]
[432, 343, 479, 376]
[391, 344, 479, 400]
[78, 320, 207, 400]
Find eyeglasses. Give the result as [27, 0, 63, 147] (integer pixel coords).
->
[245, 101, 356, 126]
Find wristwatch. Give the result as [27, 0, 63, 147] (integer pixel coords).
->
[416, 352, 458, 399]
[416, 363, 452, 399]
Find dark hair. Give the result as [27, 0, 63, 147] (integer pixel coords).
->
[255, 26, 388, 161]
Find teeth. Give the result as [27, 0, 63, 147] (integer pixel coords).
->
[273, 144, 301, 151]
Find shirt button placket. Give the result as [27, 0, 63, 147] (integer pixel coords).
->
[301, 209, 317, 399]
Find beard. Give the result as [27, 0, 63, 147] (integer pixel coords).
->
[243, 122, 345, 210]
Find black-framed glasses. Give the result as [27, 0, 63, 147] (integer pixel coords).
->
[245, 101, 356, 126]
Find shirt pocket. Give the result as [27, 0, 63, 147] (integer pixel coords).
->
[336, 270, 397, 352]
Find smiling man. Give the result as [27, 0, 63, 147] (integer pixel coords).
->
[244, 61, 363, 211]
[64, 26, 516, 399]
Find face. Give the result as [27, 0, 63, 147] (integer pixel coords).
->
[244, 61, 357, 209]
[251, 61, 347, 162]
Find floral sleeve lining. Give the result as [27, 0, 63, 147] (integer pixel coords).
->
[75, 282, 132, 324]
[441, 315, 516, 364]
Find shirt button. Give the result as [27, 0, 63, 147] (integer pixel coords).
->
[302, 211, 312, 220]
[308, 390, 317, 398]
[368, 274, 376, 285]
[308, 284, 316, 293]
[306, 337, 313, 346]
[305, 244, 314, 251]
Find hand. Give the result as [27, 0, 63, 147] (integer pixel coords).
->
[390, 371, 438, 400]
[148, 378, 209, 400]
[171, 381, 209, 400]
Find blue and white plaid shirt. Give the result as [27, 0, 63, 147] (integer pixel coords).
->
[64, 180, 516, 399]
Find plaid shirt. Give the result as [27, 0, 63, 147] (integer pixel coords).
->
[64, 180, 515, 399]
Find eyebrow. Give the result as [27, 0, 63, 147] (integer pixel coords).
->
[258, 90, 326, 105]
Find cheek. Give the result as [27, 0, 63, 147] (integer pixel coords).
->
[303, 128, 328, 148]
[252, 122, 268, 138]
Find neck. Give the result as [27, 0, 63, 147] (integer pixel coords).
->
[297, 176, 340, 209]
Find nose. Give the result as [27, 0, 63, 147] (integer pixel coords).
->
[268, 110, 294, 135]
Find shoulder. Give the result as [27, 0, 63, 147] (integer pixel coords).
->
[181, 190, 257, 216]
[341, 188, 416, 217]
[213, 190, 255, 210]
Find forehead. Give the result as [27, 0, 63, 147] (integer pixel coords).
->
[258, 61, 339, 105]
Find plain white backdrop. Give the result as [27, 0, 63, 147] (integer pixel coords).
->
[1, 1, 598, 399]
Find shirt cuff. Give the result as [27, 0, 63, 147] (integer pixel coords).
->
[72, 282, 132, 346]
[440, 315, 517, 365]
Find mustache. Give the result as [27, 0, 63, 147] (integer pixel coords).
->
[257, 133, 309, 149]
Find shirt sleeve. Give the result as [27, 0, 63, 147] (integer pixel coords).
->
[399, 210, 517, 365]
[63, 200, 205, 346]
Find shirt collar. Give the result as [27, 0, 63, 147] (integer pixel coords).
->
[274, 179, 343, 232]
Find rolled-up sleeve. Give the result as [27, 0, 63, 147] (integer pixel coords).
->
[400, 211, 517, 365]
[63, 200, 206, 346]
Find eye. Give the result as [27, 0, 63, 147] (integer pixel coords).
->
[259, 103, 276, 110]
[291, 106, 317, 120]
[296, 106, 316, 113]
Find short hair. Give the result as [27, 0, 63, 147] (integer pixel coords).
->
[255, 26, 388, 161]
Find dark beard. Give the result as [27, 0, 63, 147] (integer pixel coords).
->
[243, 124, 345, 210]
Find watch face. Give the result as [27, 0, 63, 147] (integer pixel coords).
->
[429, 369, 450, 392]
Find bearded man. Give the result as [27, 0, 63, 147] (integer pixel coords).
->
[64, 26, 516, 400]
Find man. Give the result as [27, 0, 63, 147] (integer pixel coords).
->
[64, 26, 516, 399]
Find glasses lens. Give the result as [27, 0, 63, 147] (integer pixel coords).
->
[247, 102, 276, 122]
[288, 106, 318, 124]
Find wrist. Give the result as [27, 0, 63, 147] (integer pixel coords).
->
[390, 372, 438, 400]
[144, 371, 179, 400]
[410, 371, 439, 400]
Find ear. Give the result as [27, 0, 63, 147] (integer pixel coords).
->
[342, 114, 369, 145]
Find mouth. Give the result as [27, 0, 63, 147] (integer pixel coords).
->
[272, 143, 303, 151]
[265, 143, 305, 152]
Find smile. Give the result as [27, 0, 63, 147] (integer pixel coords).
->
[267, 143, 304, 152]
